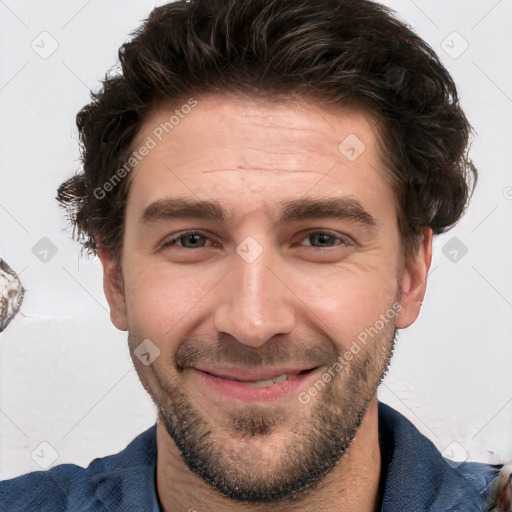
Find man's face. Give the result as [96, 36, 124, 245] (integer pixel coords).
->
[101, 95, 429, 501]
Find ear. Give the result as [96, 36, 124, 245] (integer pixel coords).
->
[97, 243, 129, 331]
[396, 228, 433, 329]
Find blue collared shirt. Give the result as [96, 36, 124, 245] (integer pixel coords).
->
[0, 402, 501, 511]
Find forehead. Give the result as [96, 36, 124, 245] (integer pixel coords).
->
[127, 94, 394, 219]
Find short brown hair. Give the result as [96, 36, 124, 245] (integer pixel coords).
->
[57, 0, 476, 261]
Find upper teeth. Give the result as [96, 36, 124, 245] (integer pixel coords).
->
[244, 373, 288, 388]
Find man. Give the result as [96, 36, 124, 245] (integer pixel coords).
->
[1, 0, 510, 510]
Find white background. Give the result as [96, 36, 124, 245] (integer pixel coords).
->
[0, 0, 511, 479]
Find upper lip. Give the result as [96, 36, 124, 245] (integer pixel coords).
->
[192, 366, 317, 382]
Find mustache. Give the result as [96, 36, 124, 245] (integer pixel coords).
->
[175, 336, 336, 370]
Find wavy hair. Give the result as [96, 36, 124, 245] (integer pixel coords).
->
[57, 0, 476, 262]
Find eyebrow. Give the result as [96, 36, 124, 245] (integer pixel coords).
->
[279, 197, 377, 227]
[140, 196, 377, 228]
[141, 198, 225, 224]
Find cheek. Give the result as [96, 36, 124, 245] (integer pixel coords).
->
[291, 264, 398, 351]
[122, 264, 221, 340]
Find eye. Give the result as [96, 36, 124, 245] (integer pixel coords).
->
[299, 231, 353, 248]
[158, 230, 216, 250]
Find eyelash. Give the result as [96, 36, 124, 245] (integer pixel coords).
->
[158, 231, 220, 250]
[157, 230, 353, 251]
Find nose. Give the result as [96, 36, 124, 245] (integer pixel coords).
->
[213, 247, 296, 349]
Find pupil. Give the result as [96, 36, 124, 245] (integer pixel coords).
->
[315, 234, 332, 246]
[184, 234, 203, 247]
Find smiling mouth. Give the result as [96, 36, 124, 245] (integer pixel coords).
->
[213, 369, 316, 388]
[186, 363, 323, 403]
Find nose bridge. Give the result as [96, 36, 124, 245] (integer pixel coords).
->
[213, 245, 296, 348]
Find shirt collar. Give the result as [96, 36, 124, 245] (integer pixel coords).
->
[378, 401, 498, 511]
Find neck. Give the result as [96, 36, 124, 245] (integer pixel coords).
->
[156, 396, 382, 512]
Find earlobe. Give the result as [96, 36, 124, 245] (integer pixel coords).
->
[97, 243, 129, 331]
[396, 229, 433, 329]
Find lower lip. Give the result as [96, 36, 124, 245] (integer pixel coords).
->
[193, 369, 318, 403]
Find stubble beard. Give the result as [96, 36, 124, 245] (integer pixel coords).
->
[129, 321, 396, 503]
